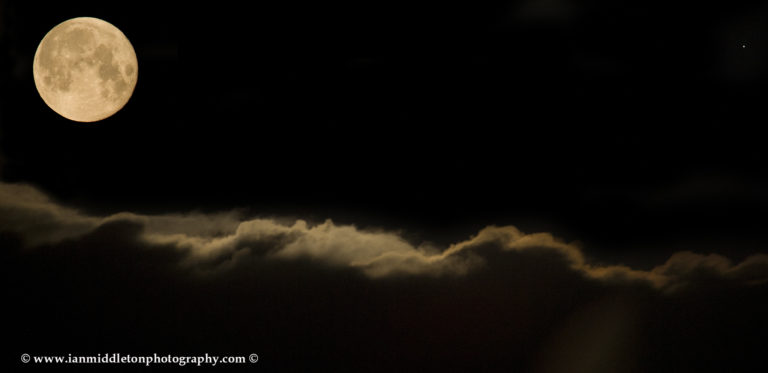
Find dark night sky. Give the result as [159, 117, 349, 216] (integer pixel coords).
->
[1, 0, 767, 371]
[4, 0, 768, 252]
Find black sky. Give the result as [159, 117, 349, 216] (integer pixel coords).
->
[3, 0, 768, 250]
[1, 0, 767, 371]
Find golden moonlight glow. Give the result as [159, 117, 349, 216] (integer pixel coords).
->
[33, 17, 138, 122]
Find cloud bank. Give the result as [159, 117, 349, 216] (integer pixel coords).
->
[2, 181, 766, 292]
[4, 181, 768, 372]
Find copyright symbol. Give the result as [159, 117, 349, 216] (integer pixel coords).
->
[21, 354, 31, 363]
[248, 353, 258, 363]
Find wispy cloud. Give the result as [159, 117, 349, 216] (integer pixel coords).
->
[2, 181, 767, 291]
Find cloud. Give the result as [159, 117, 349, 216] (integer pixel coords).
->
[0, 182, 99, 246]
[2, 181, 767, 293]
[652, 251, 768, 291]
[3, 181, 768, 372]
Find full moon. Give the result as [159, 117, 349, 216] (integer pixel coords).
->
[33, 17, 138, 122]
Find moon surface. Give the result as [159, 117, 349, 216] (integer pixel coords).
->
[33, 17, 138, 122]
